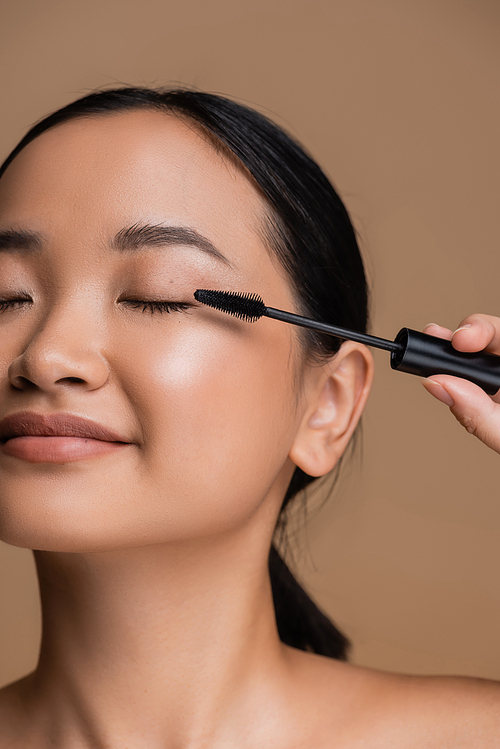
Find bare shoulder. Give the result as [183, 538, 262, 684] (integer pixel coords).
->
[286, 647, 500, 747]
[369, 668, 500, 746]
[391, 671, 500, 745]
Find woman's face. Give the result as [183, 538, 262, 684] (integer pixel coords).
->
[0, 111, 308, 552]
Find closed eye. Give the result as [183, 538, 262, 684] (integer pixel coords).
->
[121, 300, 192, 315]
[0, 296, 32, 312]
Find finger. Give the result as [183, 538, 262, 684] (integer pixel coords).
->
[422, 374, 500, 454]
[423, 323, 453, 341]
[449, 314, 500, 354]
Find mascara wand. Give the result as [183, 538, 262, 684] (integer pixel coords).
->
[194, 289, 500, 396]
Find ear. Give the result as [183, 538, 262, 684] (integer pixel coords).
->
[288, 342, 373, 477]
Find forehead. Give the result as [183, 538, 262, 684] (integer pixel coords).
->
[0, 110, 269, 266]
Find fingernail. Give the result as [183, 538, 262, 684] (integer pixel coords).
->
[452, 324, 472, 336]
[423, 323, 439, 331]
[421, 378, 455, 406]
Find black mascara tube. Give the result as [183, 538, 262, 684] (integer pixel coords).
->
[391, 328, 500, 395]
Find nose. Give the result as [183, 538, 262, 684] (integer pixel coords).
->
[7, 301, 110, 393]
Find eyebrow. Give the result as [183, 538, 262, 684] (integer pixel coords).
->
[0, 229, 44, 252]
[113, 223, 232, 266]
[0, 223, 232, 267]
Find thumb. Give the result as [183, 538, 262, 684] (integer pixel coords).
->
[422, 374, 500, 454]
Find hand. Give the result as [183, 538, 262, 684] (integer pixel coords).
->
[421, 314, 500, 455]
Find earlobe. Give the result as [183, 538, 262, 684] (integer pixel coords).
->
[289, 343, 373, 477]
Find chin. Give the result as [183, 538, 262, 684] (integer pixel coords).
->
[0, 505, 149, 553]
[0, 524, 125, 554]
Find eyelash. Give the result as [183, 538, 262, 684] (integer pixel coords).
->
[0, 297, 31, 313]
[0, 298, 192, 316]
[121, 300, 191, 315]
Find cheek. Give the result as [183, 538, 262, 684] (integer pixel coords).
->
[133, 319, 300, 532]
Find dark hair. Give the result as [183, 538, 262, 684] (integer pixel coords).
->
[0, 87, 369, 660]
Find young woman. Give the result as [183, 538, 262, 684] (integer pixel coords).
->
[0, 88, 498, 747]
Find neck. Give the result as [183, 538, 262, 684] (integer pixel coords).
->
[26, 531, 290, 748]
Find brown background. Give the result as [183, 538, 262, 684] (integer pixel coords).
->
[1, 0, 499, 687]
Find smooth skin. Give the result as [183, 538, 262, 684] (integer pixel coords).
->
[0, 111, 498, 748]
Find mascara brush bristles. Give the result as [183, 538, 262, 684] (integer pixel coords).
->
[194, 289, 266, 322]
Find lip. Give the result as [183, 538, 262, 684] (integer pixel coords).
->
[0, 411, 131, 443]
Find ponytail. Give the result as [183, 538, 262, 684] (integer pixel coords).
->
[269, 545, 350, 660]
